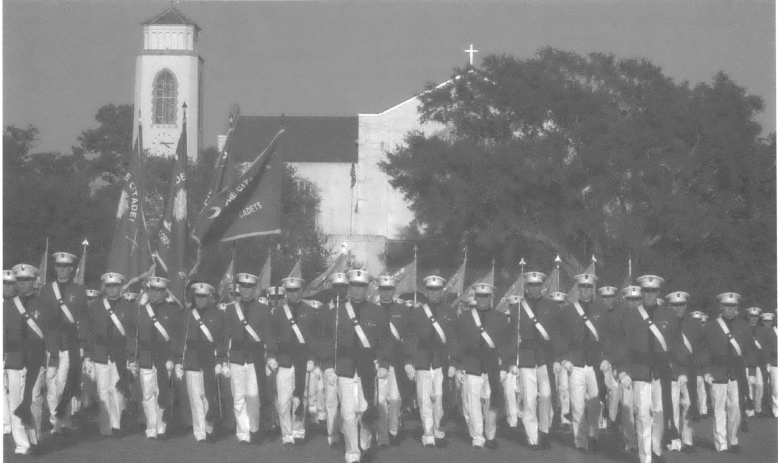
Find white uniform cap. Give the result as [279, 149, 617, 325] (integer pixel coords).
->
[101, 272, 125, 285]
[597, 286, 618, 297]
[636, 275, 664, 289]
[524, 272, 547, 284]
[745, 307, 762, 316]
[257, 296, 269, 305]
[467, 297, 477, 308]
[507, 295, 522, 305]
[690, 311, 705, 319]
[236, 273, 259, 285]
[574, 274, 598, 286]
[218, 303, 228, 311]
[86, 289, 100, 298]
[267, 286, 286, 297]
[666, 291, 690, 305]
[716, 292, 741, 305]
[282, 277, 305, 290]
[53, 252, 77, 265]
[122, 292, 138, 302]
[329, 273, 349, 287]
[473, 283, 495, 295]
[622, 285, 642, 299]
[3, 270, 17, 283]
[422, 275, 446, 289]
[147, 276, 169, 289]
[192, 283, 215, 296]
[548, 292, 567, 302]
[377, 275, 396, 288]
[306, 300, 323, 309]
[346, 269, 372, 286]
[760, 312, 775, 321]
[12, 264, 39, 279]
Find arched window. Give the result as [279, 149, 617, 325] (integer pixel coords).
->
[153, 70, 177, 125]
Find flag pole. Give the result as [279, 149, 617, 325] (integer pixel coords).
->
[555, 255, 561, 291]
[413, 244, 418, 307]
[491, 256, 495, 286]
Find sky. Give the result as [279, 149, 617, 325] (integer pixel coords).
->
[3, 0, 775, 154]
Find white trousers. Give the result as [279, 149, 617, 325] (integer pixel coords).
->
[73, 361, 98, 414]
[139, 366, 168, 438]
[229, 362, 260, 443]
[747, 368, 764, 415]
[557, 368, 571, 424]
[604, 370, 619, 425]
[325, 373, 341, 444]
[5, 367, 45, 454]
[520, 366, 552, 444]
[186, 370, 214, 441]
[94, 361, 126, 435]
[377, 365, 401, 445]
[313, 370, 326, 421]
[415, 367, 445, 445]
[3, 370, 11, 434]
[620, 381, 638, 451]
[711, 380, 740, 452]
[633, 379, 664, 463]
[503, 372, 520, 427]
[462, 373, 497, 447]
[697, 376, 708, 415]
[338, 374, 371, 463]
[570, 366, 600, 449]
[276, 366, 306, 443]
[46, 350, 71, 431]
[667, 378, 694, 450]
[770, 365, 778, 417]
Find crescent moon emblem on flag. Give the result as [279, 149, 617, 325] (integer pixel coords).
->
[208, 207, 221, 219]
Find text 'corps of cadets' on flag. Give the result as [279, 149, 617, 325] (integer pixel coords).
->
[106, 116, 154, 293]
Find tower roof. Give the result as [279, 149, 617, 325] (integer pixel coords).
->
[143, 8, 200, 32]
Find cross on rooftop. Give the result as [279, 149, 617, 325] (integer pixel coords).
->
[465, 44, 478, 65]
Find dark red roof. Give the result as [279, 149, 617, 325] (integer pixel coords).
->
[143, 8, 200, 32]
[232, 116, 358, 163]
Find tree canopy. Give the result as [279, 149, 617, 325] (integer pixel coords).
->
[380, 48, 776, 310]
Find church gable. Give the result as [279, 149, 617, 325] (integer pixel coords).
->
[143, 8, 200, 31]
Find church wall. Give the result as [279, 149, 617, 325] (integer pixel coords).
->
[288, 162, 353, 236]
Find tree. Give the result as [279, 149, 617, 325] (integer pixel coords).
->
[380, 48, 776, 309]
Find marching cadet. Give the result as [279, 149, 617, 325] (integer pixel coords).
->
[319, 272, 349, 447]
[4, 270, 19, 436]
[452, 283, 512, 450]
[84, 273, 133, 437]
[617, 286, 642, 453]
[317, 269, 393, 463]
[559, 273, 613, 454]
[37, 251, 89, 434]
[616, 275, 680, 463]
[512, 272, 561, 450]
[744, 307, 766, 417]
[175, 283, 225, 443]
[4, 264, 59, 455]
[690, 310, 710, 417]
[267, 277, 318, 446]
[666, 291, 701, 453]
[404, 275, 457, 448]
[221, 273, 272, 444]
[304, 299, 327, 426]
[127, 276, 182, 439]
[546, 291, 571, 433]
[760, 312, 777, 418]
[701, 292, 756, 453]
[375, 275, 410, 448]
[598, 286, 620, 430]
[81, 288, 102, 415]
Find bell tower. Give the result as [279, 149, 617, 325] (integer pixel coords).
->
[133, 8, 203, 159]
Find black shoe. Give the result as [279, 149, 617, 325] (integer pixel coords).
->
[588, 437, 598, 453]
[485, 439, 498, 450]
[681, 444, 696, 454]
[527, 444, 540, 451]
[157, 433, 168, 441]
[729, 445, 740, 454]
[389, 434, 400, 446]
[111, 428, 122, 439]
[652, 452, 666, 463]
[539, 432, 551, 449]
[578, 446, 593, 454]
[423, 442, 436, 449]
[560, 423, 572, 433]
[436, 438, 449, 449]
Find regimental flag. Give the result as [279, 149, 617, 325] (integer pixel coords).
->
[73, 241, 88, 286]
[257, 253, 272, 293]
[617, 255, 632, 303]
[303, 252, 348, 298]
[495, 271, 524, 313]
[287, 261, 302, 280]
[442, 255, 467, 301]
[217, 257, 234, 303]
[203, 114, 237, 210]
[192, 129, 284, 245]
[540, 266, 560, 296]
[36, 239, 49, 288]
[566, 258, 596, 304]
[155, 113, 189, 306]
[393, 257, 417, 296]
[452, 268, 495, 308]
[106, 118, 154, 292]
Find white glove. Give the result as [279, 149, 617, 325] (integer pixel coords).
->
[678, 375, 687, 389]
[267, 358, 278, 371]
[562, 360, 573, 373]
[175, 364, 183, 380]
[456, 370, 465, 385]
[619, 371, 632, 389]
[500, 370, 508, 382]
[748, 375, 756, 386]
[704, 373, 714, 386]
[448, 366, 456, 378]
[553, 362, 562, 375]
[405, 364, 416, 381]
[600, 360, 611, 372]
[165, 360, 174, 373]
[509, 365, 519, 375]
[222, 363, 231, 379]
[83, 358, 93, 375]
[129, 362, 139, 376]
[377, 367, 388, 379]
[80, 347, 85, 358]
[313, 366, 322, 379]
[215, 363, 222, 376]
[325, 368, 337, 386]
[46, 366, 58, 381]
[307, 360, 315, 373]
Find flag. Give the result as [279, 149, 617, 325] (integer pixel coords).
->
[350, 163, 356, 188]
[203, 115, 237, 210]
[566, 259, 596, 303]
[73, 245, 87, 286]
[452, 268, 495, 308]
[155, 114, 189, 305]
[617, 255, 633, 303]
[495, 271, 524, 313]
[393, 258, 417, 296]
[303, 252, 348, 298]
[192, 129, 284, 245]
[257, 253, 272, 293]
[217, 257, 234, 302]
[36, 239, 49, 288]
[287, 261, 302, 280]
[540, 266, 560, 296]
[442, 255, 467, 300]
[106, 119, 154, 292]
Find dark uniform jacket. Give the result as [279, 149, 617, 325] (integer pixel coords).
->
[316, 298, 393, 377]
[616, 304, 681, 382]
[676, 316, 705, 378]
[509, 295, 561, 368]
[221, 299, 272, 366]
[176, 304, 226, 370]
[764, 324, 777, 366]
[266, 300, 318, 367]
[86, 297, 133, 365]
[127, 299, 182, 369]
[381, 300, 410, 366]
[559, 298, 614, 368]
[701, 316, 756, 383]
[404, 301, 457, 370]
[38, 279, 89, 352]
[748, 324, 770, 376]
[3, 294, 60, 369]
[451, 307, 513, 374]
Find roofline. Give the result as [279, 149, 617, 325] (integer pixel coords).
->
[142, 8, 200, 32]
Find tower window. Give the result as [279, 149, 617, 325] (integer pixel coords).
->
[153, 70, 177, 125]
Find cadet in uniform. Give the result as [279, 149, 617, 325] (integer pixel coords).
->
[37, 252, 89, 434]
[319, 272, 348, 447]
[404, 275, 457, 448]
[690, 310, 710, 417]
[598, 286, 620, 430]
[546, 291, 571, 432]
[559, 273, 613, 454]
[375, 275, 410, 447]
[267, 277, 318, 445]
[176, 283, 225, 442]
[84, 272, 134, 437]
[452, 283, 512, 449]
[79, 288, 102, 416]
[4, 270, 18, 436]
[701, 292, 755, 453]
[304, 299, 327, 426]
[744, 307, 766, 417]
[760, 312, 777, 417]
[127, 276, 182, 439]
[317, 269, 393, 463]
[513, 272, 561, 450]
[617, 286, 641, 453]
[221, 273, 272, 444]
[5, 264, 59, 455]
